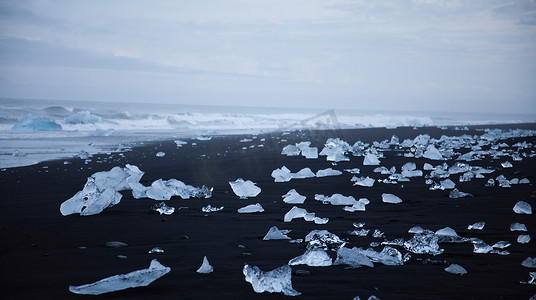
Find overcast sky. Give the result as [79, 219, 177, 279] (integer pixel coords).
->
[0, 0, 535, 113]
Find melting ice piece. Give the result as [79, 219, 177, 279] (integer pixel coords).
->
[518, 235, 531, 244]
[363, 153, 380, 165]
[350, 229, 369, 236]
[201, 205, 224, 213]
[468, 222, 486, 230]
[423, 163, 434, 170]
[281, 144, 300, 156]
[449, 188, 473, 199]
[344, 198, 370, 212]
[344, 168, 361, 174]
[510, 223, 528, 232]
[351, 176, 375, 187]
[263, 226, 291, 240]
[243, 264, 300, 296]
[316, 168, 342, 177]
[472, 240, 493, 254]
[238, 203, 264, 213]
[12, 114, 62, 131]
[69, 259, 170, 295]
[271, 166, 293, 182]
[282, 189, 306, 204]
[445, 264, 467, 275]
[440, 179, 456, 190]
[513, 201, 532, 215]
[229, 178, 261, 199]
[520, 272, 536, 285]
[408, 226, 424, 234]
[144, 179, 212, 200]
[492, 241, 511, 249]
[288, 249, 332, 267]
[196, 256, 214, 274]
[522, 257, 536, 268]
[352, 246, 404, 266]
[382, 193, 402, 204]
[435, 227, 459, 237]
[423, 145, 443, 160]
[284, 206, 311, 222]
[155, 152, 165, 157]
[174, 140, 187, 147]
[149, 202, 175, 215]
[501, 161, 513, 168]
[148, 247, 164, 254]
[333, 247, 374, 268]
[305, 230, 345, 250]
[316, 194, 357, 206]
[404, 230, 443, 255]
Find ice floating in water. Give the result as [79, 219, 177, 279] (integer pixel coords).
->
[510, 223, 528, 232]
[350, 229, 370, 236]
[351, 176, 375, 187]
[263, 226, 291, 240]
[202, 205, 224, 213]
[155, 151, 165, 157]
[288, 249, 333, 267]
[518, 235, 531, 244]
[69, 259, 170, 295]
[316, 193, 357, 206]
[513, 201, 532, 215]
[196, 135, 212, 141]
[282, 189, 306, 204]
[316, 168, 342, 177]
[12, 114, 62, 131]
[423, 145, 443, 160]
[238, 203, 264, 213]
[282, 142, 318, 159]
[363, 153, 380, 165]
[149, 202, 175, 215]
[445, 264, 467, 275]
[243, 264, 300, 296]
[333, 247, 374, 268]
[229, 178, 261, 199]
[382, 193, 402, 204]
[404, 230, 443, 256]
[468, 221, 486, 230]
[60, 165, 144, 216]
[196, 256, 214, 274]
[522, 257, 536, 268]
[449, 188, 473, 199]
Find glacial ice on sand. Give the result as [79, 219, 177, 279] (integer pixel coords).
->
[12, 114, 62, 131]
[282, 189, 306, 204]
[363, 153, 380, 165]
[315, 194, 357, 206]
[352, 246, 404, 266]
[403, 230, 443, 255]
[351, 176, 375, 187]
[408, 226, 424, 234]
[382, 193, 402, 204]
[196, 256, 214, 274]
[449, 188, 473, 199]
[445, 264, 467, 275]
[284, 206, 328, 224]
[468, 222, 486, 230]
[305, 230, 345, 250]
[423, 145, 443, 160]
[510, 223, 528, 232]
[435, 227, 459, 237]
[522, 257, 536, 268]
[271, 166, 315, 182]
[316, 168, 342, 177]
[149, 202, 175, 215]
[243, 264, 301, 296]
[65, 111, 102, 124]
[229, 178, 261, 199]
[201, 205, 224, 213]
[155, 151, 165, 157]
[513, 201, 532, 214]
[343, 198, 370, 212]
[263, 226, 291, 240]
[289, 249, 333, 267]
[143, 179, 212, 200]
[518, 235, 531, 244]
[69, 259, 170, 295]
[333, 247, 375, 268]
[238, 203, 264, 213]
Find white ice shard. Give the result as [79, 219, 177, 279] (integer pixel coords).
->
[522, 257, 536, 268]
[148, 247, 164, 254]
[305, 230, 345, 250]
[174, 140, 187, 147]
[201, 205, 224, 213]
[351, 176, 375, 187]
[382, 193, 402, 204]
[243, 264, 300, 296]
[271, 166, 293, 182]
[492, 241, 511, 249]
[69, 259, 170, 295]
[294, 168, 316, 178]
[144, 179, 212, 200]
[316, 168, 342, 177]
[281, 144, 300, 156]
[196, 256, 214, 274]
[449, 188, 473, 199]
[344, 198, 370, 212]
[445, 264, 467, 275]
[439, 179, 456, 190]
[501, 161, 513, 168]
[283, 206, 328, 224]
[263, 226, 291, 240]
[319, 138, 350, 162]
[149, 202, 175, 215]
[423, 163, 434, 170]
[282, 189, 306, 204]
[333, 247, 374, 268]
[408, 226, 424, 234]
[423, 145, 443, 160]
[513, 201, 532, 215]
[518, 235, 531, 244]
[510, 222, 528, 232]
[363, 153, 380, 165]
[404, 230, 443, 256]
[155, 151, 165, 157]
[468, 221, 486, 230]
[288, 249, 332, 267]
[315, 194, 357, 206]
[229, 178, 261, 199]
[472, 240, 493, 254]
[238, 203, 264, 213]
[352, 246, 404, 266]
[435, 227, 459, 237]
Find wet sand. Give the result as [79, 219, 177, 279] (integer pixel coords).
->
[1, 125, 535, 299]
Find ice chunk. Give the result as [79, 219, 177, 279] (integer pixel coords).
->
[149, 202, 175, 215]
[492, 241, 511, 249]
[468, 221, 485, 230]
[439, 179, 456, 190]
[520, 178, 531, 184]
[174, 140, 187, 147]
[294, 168, 316, 178]
[196, 135, 212, 141]
[316, 168, 342, 177]
[404, 230, 443, 255]
[196, 256, 214, 274]
[522, 257, 536, 268]
[148, 247, 164, 254]
[288, 249, 332, 267]
[305, 230, 345, 250]
[319, 139, 350, 162]
[65, 111, 102, 124]
[350, 229, 370, 236]
[263, 226, 291, 240]
[201, 205, 224, 213]
[69, 259, 170, 295]
[229, 178, 261, 199]
[344, 168, 361, 174]
[472, 240, 493, 254]
[281, 144, 300, 156]
[145, 179, 212, 200]
[382, 193, 402, 204]
[518, 235, 531, 244]
[445, 264, 467, 275]
[408, 226, 424, 234]
[372, 229, 384, 238]
[155, 151, 165, 157]
[284, 206, 311, 222]
[520, 272, 536, 285]
[351, 176, 375, 187]
[501, 161, 513, 168]
[423, 145, 443, 160]
[315, 194, 357, 206]
[423, 163, 434, 170]
[282, 189, 306, 204]
[449, 188, 473, 199]
[353, 246, 403, 266]
[363, 153, 380, 165]
[12, 114, 62, 131]
[435, 227, 458, 237]
[510, 222, 528, 232]
[238, 203, 264, 213]
[243, 264, 300, 296]
[513, 201, 532, 215]
[333, 247, 374, 268]
[344, 198, 370, 212]
[271, 166, 293, 182]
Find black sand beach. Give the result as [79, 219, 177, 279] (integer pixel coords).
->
[1, 125, 535, 299]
